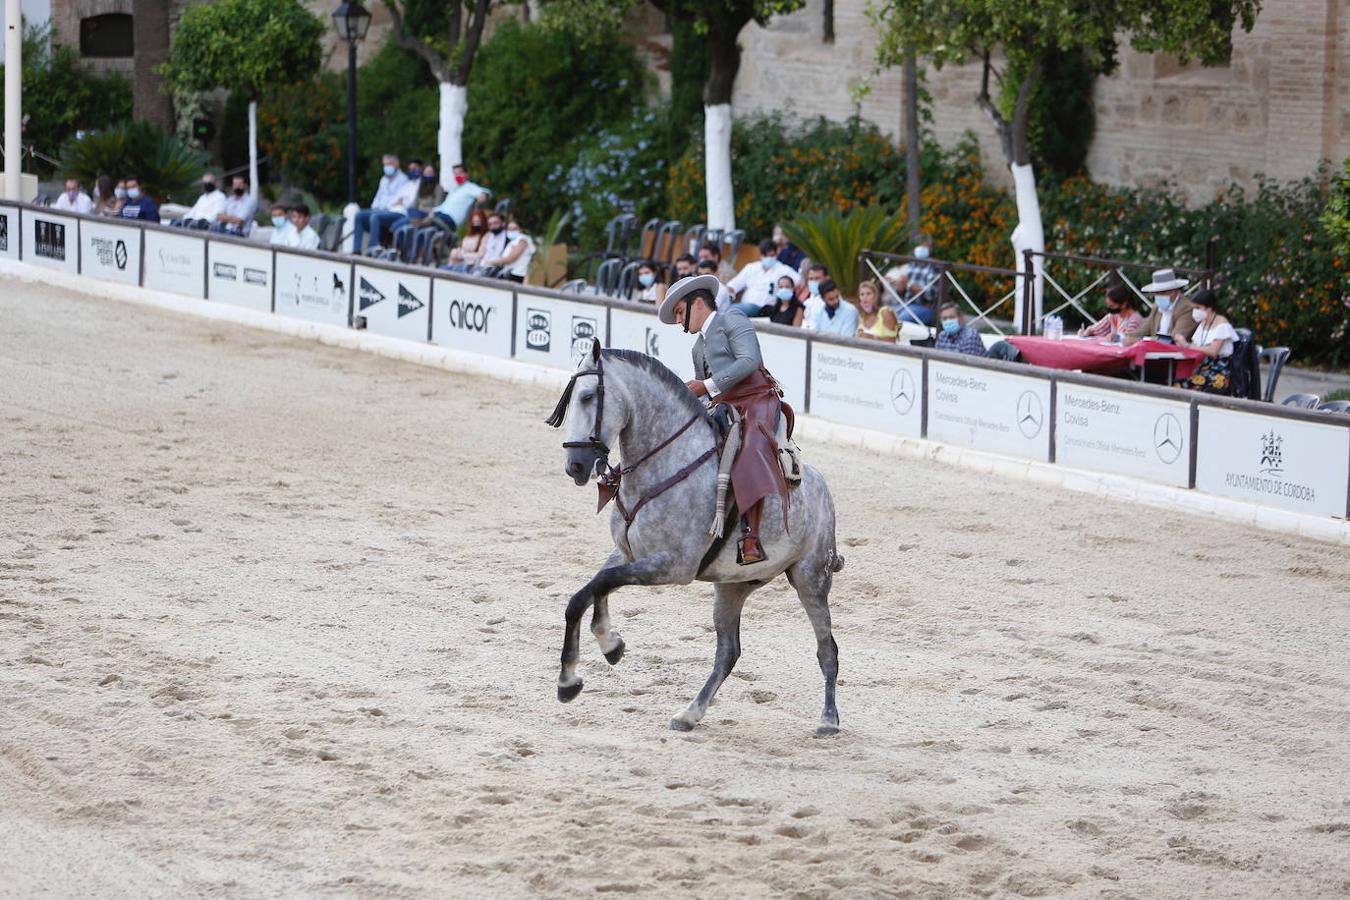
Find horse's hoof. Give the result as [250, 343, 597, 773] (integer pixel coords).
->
[669, 717, 696, 732]
[603, 640, 626, 666]
[557, 679, 583, 703]
[814, 724, 840, 738]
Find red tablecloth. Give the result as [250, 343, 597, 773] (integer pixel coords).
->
[1007, 336, 1207, 381]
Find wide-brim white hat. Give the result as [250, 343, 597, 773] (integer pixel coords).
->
[1141, 268, 1190, 293]
[657, 274, 722, 325]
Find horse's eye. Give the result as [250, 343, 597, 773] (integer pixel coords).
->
[578, 392, 594, 404]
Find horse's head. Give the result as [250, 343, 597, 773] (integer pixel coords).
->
[545, 340, 624, 485]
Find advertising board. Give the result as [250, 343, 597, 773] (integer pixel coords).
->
[207, 240, 273, 312]
[79, 219, 141, 285]
[608, 306, 698, 377]
[1054, 383, 1192, 487]
[430, 277, 513, 358]
[22, 209, 78, 273]
[926, 360, 1052, 461]
[0, 204, 20, 260]
[1195, 406, 1350, 518]
[274, 251, 351, 327]
[143, 229, 206, 299]
[514, 293, 608, 369]
[354, 264, 431, 343]
[759, 332, 807, 410]
[809, 343, 923, 437]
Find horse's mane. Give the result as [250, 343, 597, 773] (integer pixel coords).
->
[601, 349, 709, 421]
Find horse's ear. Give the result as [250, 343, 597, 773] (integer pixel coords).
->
[590, 337, 602, 362]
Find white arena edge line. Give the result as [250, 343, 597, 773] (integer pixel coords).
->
[4, 259, 1347, 549]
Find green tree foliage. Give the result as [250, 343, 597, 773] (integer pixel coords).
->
[464, 19, 647, 215]
[668, 16, 708, 159]
[255, 74, 349, 204]
[159, 0, 324, 99]
[1323, 156, 1350, 259]
[1001, 50, 1097, 178]
[0, 24, 132, 176]
[870, 0, 1261, 166]
[57, 122, 207, 202]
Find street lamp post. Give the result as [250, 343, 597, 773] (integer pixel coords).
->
[332, 3, 372, 206]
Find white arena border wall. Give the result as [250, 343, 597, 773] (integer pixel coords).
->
[2, 201, 1346, 546]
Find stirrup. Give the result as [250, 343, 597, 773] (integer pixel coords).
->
[736, 536, 767, 566]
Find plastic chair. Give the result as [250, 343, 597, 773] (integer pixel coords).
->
[559, 279, 588, 294]
[636, 218, 663, 262]
[684, 224, 706, 258]
[721, 229, 745, 267]
[1260, 347, 1291, 403]
[652, 220, 683, 267]
[1319, 400, 1350, 414]
[594, 258, 622, 296]
[493, 197, 513, 217]
[391, 223, 418, 262]
[1230, 329, 1261, 400]
[617, 260, 641, 299]
[1281, 393, 1321, 409]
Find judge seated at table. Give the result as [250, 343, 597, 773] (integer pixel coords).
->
[1081, 284, 1145, 341]
[1174, 289, 1239, 395]
[935, 303, 989, 358]
[1124, 268, 1198, 346]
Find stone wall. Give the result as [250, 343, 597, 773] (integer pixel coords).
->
[731, 0, 1350, 202]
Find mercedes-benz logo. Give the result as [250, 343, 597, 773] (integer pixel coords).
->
[1016, 390, 1044, 438]
[889, 367, 916, 415]
[1153, 412, 1184, 464]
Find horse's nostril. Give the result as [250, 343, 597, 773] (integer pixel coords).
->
[566, 461, 584, 477]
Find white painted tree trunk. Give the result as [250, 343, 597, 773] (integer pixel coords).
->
[439, 82, 468, 190]
[704, 103, 735, 232]
[4, 0, 21, 201]
[1009, 162, 1045, 329]
[247, 99, 259, 202]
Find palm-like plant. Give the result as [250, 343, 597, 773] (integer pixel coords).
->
[782, 207, 908, 298]
[58, 122, 208, 204]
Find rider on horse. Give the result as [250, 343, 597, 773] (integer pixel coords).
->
[659, 274, 790, 567]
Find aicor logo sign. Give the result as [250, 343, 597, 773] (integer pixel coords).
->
[447, 298, 495, 332]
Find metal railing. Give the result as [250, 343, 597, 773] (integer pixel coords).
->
[860, 249, 1026, 337]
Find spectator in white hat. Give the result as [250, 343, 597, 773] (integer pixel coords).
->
[1124, 267, 1199, 345]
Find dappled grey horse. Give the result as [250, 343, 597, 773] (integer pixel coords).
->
[545, 341, 845, 734]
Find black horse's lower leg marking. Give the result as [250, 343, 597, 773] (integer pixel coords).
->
[671, 582, 755, 731]
[558, 552, 674, 702]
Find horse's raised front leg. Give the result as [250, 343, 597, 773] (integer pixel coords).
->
[591, 594, 625, 666]
[788, 553, 840, 736]
[558, 550, 677, 703]
[670, 581, 756, 731]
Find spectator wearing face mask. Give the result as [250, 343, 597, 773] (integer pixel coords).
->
[799, 263, 829, 330]
[1125, 268, 1198, 345]
[766, 274, 805, 327]
[386, 162, 445, 240]
[268, 205, 292, 245]
[891, 234, 941, 324]
[729, 239, 801, 316]
[695, 258, 735, 311]
[175, 174, 225, 228]
[1174, 289, 1238, 394]
[434, 163, 492, 230]
[1080, 283, 1145, 341]
[117, 176, 159, 222]
[351, 154, 409, 254]
[807, 279, 860, 336]
[286, 204, 322, 251]
[635, 262, 665, 303]
[935, 302, 988, 357]
[478, 212, 535, 282]
[211, 175, 258, 236]
[53, 178, 93, 215]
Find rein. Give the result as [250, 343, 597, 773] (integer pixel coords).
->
[546, 352, 721, 536]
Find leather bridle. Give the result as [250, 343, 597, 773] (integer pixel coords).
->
[545, 350, 719, 535]
[546, 352, 611, 467]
